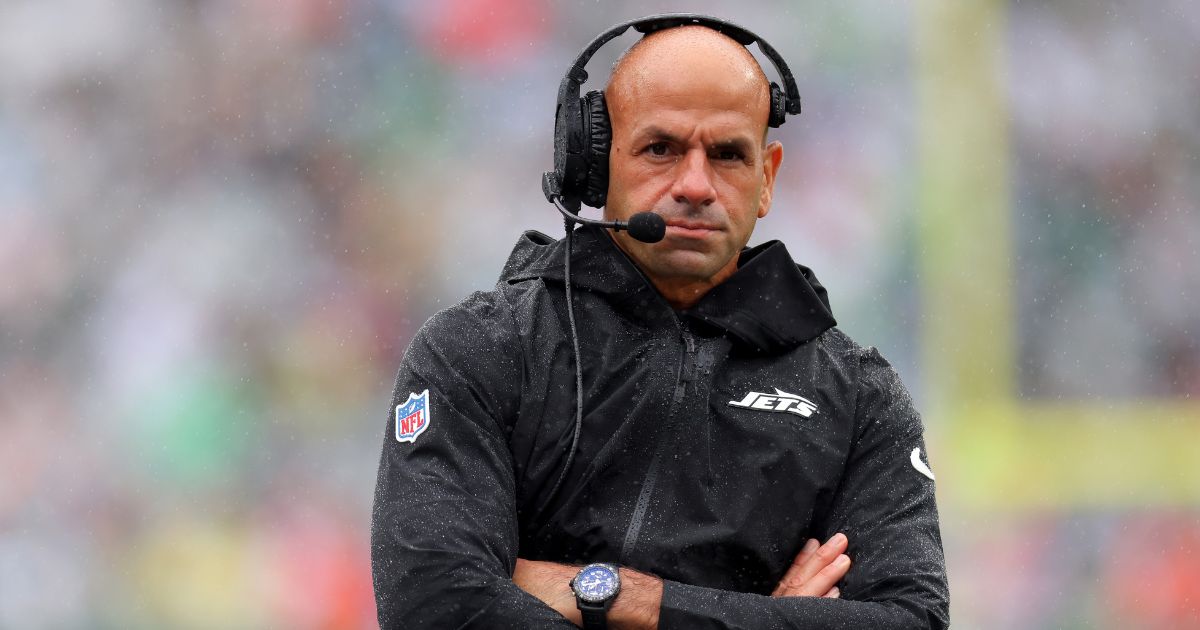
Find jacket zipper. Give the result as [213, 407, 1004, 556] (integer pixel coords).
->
[676, 331, 697, 399]
[619, 326, 698, 563]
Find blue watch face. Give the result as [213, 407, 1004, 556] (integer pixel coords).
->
[574, 565, 619, 602]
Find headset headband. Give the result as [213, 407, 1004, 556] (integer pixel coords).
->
[544, 13, 801, 205]
[558, 14, 801, 116]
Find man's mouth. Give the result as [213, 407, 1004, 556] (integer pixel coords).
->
[664, 220, 721, 239]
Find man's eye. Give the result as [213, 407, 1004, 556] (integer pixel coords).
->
[647, 142, 669, 156]
[715, 150, 742, 161]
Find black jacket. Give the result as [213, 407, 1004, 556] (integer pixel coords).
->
[372, 226, 949, 629]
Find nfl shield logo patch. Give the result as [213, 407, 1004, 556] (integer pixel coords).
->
[395, 389, 431, 443]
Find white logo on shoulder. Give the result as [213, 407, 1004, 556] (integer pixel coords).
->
[910, 447, 935, 480]
[728, 388, 818, 417]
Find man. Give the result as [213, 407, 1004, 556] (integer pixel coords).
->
[372, 20, 949, 629]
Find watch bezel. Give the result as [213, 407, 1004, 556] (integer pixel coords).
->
[571, 563, 621, 603]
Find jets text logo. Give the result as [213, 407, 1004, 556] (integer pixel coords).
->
[729, 388, 818, 417]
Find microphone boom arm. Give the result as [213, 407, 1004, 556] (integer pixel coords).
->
[550, 195, 666, 244]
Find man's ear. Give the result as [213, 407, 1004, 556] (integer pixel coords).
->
[758, 141, 784, 219]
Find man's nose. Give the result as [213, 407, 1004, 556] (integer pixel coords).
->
[670, 148, 717, 208]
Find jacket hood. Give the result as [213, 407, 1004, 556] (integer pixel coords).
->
[499, 225, 836, 354]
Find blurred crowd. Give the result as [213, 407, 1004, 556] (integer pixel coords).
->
[0, 0, 1196, 628]
[1011, 1, 1200, 399]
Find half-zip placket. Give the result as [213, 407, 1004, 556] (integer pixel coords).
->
[619, 324, 697, 563]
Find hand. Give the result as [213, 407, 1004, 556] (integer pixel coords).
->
[771, 533, 852, 598]
[514, 558, 582, 625]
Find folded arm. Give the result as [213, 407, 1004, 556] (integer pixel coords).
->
[659, 349, 948, 629]
[515, 534, 850, 628]
[370, 295, 578, 629]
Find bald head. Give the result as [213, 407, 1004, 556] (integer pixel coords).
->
[598, 24, 786, 309]
[606, 25, 773, 137]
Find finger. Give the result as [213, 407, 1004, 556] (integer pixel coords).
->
[773, 534, 850, 597]
[801, 554, 851, 597]
[772, 538, 819, 596]
[792, 533, 849, 587]
[778, 553, 851, 598]
[822, 586, 840, 599]
[792, 538, 820, 569]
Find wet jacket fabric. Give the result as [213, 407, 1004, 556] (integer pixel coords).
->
[371, 225, 949, 629]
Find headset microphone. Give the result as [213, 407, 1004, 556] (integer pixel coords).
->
[625, 212, 668, 243]
[550, 195, 666, 243]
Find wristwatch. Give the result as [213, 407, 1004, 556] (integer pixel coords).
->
[570, 563, 621, 629]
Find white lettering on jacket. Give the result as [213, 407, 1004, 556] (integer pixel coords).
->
[728, 388, 818, 417]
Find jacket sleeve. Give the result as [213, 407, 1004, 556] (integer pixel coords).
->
[657, 347, 950, 630]
[370, 292, 577, 629]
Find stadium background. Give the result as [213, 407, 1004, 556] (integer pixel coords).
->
[2, 0, 1198, 627]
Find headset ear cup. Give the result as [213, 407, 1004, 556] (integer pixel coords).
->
[768, 82, 786, 128]
[580, 90, 612, 208]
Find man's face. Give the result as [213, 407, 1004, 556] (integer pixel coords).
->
[603, 31, 783, 298]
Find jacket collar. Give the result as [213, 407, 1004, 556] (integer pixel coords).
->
[499, 225, 836, 354]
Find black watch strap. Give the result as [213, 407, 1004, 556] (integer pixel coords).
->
[579, 603, 608, 630]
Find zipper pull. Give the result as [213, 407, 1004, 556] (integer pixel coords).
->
[680, 331, 697, 383]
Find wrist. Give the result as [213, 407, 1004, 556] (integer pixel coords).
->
[572, 563, 620, 630]
[608, 567, 662, 630]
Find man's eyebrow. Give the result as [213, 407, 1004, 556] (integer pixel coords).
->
[709, 137, 755, 155]
[632, 126, 757, 153]
[632, 125, 684, 144]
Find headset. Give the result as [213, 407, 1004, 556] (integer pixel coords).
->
[541, 13, 803, 213]
[536, 14, 803, 516]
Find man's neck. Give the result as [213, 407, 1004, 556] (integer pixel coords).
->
[600, 228, 740, 310]
[650, 273, 729, 310]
